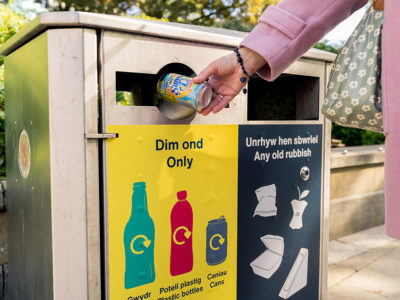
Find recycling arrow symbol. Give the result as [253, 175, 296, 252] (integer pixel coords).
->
[130, 235, 152, 255]
[173, 226, 192, 245]
[210, 234, 225, 251]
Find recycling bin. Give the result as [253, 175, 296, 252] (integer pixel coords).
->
[0, 12, 335, 300]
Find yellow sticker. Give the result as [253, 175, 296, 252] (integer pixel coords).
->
[107, 124, 238, 300]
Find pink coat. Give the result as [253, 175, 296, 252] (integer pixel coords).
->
[241, 0, 400, 238]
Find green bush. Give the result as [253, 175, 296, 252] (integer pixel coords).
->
[0, 3, 26, 176]
[331, 123, 385, 146]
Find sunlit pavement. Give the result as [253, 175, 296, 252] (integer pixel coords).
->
[328, 225, 400, 299]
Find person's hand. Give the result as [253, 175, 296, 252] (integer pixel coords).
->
[193, 47, 266, 116]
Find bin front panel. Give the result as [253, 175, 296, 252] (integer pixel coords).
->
[105, 123, 323, 300]
[102, 28, 328, 300]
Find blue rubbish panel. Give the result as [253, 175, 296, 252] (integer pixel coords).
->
[237, 125, 322, 300]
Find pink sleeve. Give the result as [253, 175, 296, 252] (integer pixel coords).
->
[240, 0, 368, 81]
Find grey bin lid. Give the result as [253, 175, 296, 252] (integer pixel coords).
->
[0, 11, 336, 63]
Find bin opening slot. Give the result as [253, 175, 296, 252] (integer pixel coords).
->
[116, 72, 158, 106]
[247, 74, 319, 121]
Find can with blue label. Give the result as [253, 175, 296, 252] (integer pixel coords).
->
[157, 73, 212, 111]
[206, 216, 228, 266]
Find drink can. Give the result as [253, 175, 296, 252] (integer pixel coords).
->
[157, 73, 212, 111]
[206, 216, 228, 266]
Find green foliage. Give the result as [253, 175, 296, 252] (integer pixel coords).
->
[0, 3, 26, 176]
[0, 2, 26, 65]
[56, 0, 134, 14]
[331, 123, 385, 146]
[55, 0, 277, 30]
[313, 39, 343, 54]
[116, 91, 132, 106]
[9, 0, 47, 20]
[131, 13, 169, 22]
[132, 0, 250, 27]
[212, 18, 255, 32]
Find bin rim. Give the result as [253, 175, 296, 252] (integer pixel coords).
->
[0, 11, 336, 63]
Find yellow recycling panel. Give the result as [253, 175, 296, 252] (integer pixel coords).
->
[107, 124, 238, 300]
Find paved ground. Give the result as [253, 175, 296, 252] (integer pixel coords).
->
[328, 225, 400, 299]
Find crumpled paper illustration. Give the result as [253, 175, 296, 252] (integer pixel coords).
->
[254, 184, 277, 217]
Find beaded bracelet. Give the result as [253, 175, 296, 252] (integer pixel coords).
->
[234, 47, 249, 94]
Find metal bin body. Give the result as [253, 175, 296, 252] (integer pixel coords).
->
[0, 12, 335, 300]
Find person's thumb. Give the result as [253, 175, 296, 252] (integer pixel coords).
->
[192, 62, 218, 83]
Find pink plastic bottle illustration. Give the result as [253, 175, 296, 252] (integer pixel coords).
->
[170, 190, 193, 276]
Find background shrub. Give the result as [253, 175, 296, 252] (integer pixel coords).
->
[0, 3, 26, 177]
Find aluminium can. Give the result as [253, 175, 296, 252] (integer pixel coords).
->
[157, 73, 212, 111]
[206, 216, 228, 266]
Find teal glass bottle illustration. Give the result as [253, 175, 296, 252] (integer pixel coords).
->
[124, 181, 156, 289]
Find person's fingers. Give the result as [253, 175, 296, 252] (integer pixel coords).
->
[212, 95, 234, 113]
[199, 105, 212, 116]
[200, 94, 222, 116]
[192, 62, 219, 83]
